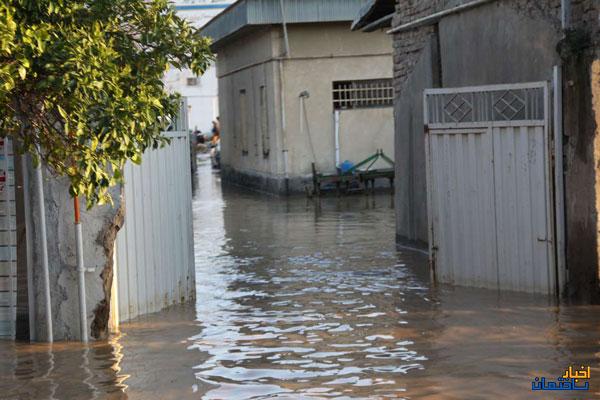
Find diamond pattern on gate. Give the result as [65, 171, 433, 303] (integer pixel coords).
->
[443, 94, 473, 122]
[493, 90, 525, 120]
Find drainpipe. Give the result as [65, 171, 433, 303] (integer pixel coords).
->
[20, 154, 36, 341]
[35, 158, 52, 343]
[278, 61, 289, 193]
[553, 0, 570, 297]
[279, 0, 290, 58]
[74, 196, 88, 343]
[561, 0, 571, 29]
[278, 0, 290, 193]
[334, 110, 340, 168]
[299, 90, 317, 163]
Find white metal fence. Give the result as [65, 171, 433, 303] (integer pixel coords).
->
[114, 131, 195, 322]
[0, 138, 16, 339]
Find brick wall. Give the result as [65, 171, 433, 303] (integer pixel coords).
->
[392, 0, 470, 95]
[391, 0, 568, 95]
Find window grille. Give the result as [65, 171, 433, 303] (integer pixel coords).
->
[333, 79, 393, 110]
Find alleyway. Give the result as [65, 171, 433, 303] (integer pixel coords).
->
[1, 156, 600, 399]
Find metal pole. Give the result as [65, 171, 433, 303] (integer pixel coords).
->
[20, 154, 36, 341]
[35, 160, 52, 343]
[74, 197, 88, 343]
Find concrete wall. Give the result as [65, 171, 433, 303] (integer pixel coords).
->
[215, 22, 394, 193]
[24, 164, 122, 341]
[216, 27, 287, 192]
[20, 131, 195, 341]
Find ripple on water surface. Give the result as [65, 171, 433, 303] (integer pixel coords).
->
[1, 160, 599, 400]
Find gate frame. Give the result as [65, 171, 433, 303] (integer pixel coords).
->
[423, 81, 561, 295]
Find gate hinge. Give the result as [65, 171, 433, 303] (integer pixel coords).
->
[424, 124, 430, 134]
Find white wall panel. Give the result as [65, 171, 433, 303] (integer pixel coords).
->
[115, 132, 195, 322]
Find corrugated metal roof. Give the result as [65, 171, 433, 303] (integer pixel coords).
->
[351, 0, 394, 31]
[201, 0, 371, 46]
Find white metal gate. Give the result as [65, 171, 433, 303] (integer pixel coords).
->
[424, 82, 556, 294]
[0, 138, 16, 338]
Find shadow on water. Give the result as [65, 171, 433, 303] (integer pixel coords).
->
[1, 155, 599, 399]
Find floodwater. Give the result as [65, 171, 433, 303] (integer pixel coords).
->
[1, 156, 600, 399]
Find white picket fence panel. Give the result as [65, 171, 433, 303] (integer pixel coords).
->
[115, 131, 195, 322]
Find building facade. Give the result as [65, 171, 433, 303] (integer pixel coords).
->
[202, 0, 395, 193]
[164, 1, 232, 133]
[358, 0, 600, 300]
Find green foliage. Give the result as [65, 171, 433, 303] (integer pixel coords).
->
[0, 0, 213, 206]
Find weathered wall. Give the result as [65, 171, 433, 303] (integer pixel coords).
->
[561, 0, 600, 302]
[282, 25, 393, 179]
[393, 0, 600, 300]
[25, 164, 122, 341]
[216, 22, 394, 193]
[216, 27, 286, 192]
[391, 1, 446, 247]
[394, 36, 438, 248]
[392, 0, 561, 246]
[338, 108, 395, 165]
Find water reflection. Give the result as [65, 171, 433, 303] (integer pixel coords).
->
[0, 157, 599, 399]
[190, 157, 600, 399]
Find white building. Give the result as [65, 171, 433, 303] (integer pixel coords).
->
[164, 1, 232, 133]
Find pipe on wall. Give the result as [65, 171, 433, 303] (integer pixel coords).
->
[278, 0, 290, 192]
[553, 65, 567, 297]
[299, 91, 317, 163]
[74, 197, 88, 343]
[278, 60, 289, 193]
[20, 154, 36, 341]
[279, 0, 291, 58]
[387, 0, 496, 34]
[561, 0, 571, 29]
[34, 160, 52, 343]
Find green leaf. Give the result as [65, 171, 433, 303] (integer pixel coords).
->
[1, 0, 213, 207]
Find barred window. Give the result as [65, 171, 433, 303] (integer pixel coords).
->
[333, 79, 393, 110]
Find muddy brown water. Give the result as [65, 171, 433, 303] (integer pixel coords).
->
[1, 157, 599, 399]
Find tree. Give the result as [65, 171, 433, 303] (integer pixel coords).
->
[0, 0, 213, 206]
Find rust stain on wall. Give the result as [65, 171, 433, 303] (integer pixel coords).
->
[592, 60, 600, 286]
